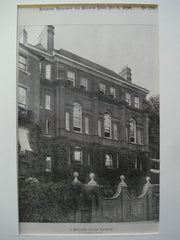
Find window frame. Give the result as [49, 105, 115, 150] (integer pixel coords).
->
[85, 117, 89, 134]
[74, 147, 83, 164]
[113, 124, 118, 140]
[125, 92, 131, 105]
[45, 64, 51, 80]
[67, 70, 75, 86]
[45, 94, 51, 110]
[73, 103, 82, 132]
[19, 55, 27, 71]
[110, 87, 116, 99]
[105, 153, 113, 168]
[104, 112, 111, 138]
[45, 156, 51, 172]
[65, 112, 70, 131]
[99, 83, 106, 94]
[80, 77, 88, 91]
[18, 86, 27, 109]
[134, 96, 140, 108]
[129, 118, 136, 143]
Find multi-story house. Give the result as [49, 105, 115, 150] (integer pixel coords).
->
[18, 26, 150, 184]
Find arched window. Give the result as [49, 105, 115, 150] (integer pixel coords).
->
[104, 112, 111, 138]
[129, 119, 136, 143]
[73, 103, 82, 132]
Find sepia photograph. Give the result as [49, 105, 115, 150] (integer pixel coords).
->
[17, 4, 159, 235]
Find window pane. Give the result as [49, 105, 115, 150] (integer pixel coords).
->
[130, 119, 136, 143]
[110, 87, 116, 98]
[46, 64, 51, 80]
[45, 120, 50, 135]
[105, 154, 113, 167]
[19, 55, 26, 71]
[125, 92, 131, 105]
[99, 83, 105, 94]
[85, 117, 89, 134]
[135, 96, 140, 108]
[65, 112, 70, 130]
[74, 147, 82, 163]
[45, 156, 51, 172]
[104, 113, 111, 138]
[80, 77, 87, 90]
[113, 124, 118, 140]
[45, 95, 51, 109]
[67, 71, 75, 86]
[18, 87, 26, 108]
[98, 120, 102, 137]
[73, 103, 82, 132]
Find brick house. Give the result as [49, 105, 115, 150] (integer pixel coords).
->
[18, 26, 150, 185]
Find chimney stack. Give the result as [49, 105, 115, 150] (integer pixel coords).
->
[119, 66, 132, 82]
[23, 28, 28, 44]
[47, 25, 54, 52]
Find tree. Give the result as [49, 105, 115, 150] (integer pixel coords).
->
[147, 95, 160, 159]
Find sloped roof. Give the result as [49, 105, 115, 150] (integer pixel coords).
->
[56, 49, 125, 81]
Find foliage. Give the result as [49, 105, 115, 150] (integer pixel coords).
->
[147, 95, 160, 159]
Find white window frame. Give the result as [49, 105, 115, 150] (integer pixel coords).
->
[45, 94, 51, 110]
[45, 64, 51, 80]
[74, 147, 83, 163]
[98, 120, 102, 137]
[45, 120, 50, 135]
[104, 113, 111, 138]
[19, 55, 27, 71]
[80, 77, 88, 91]
[105, 153, 113, 168]
[67, 71, 75, 86]
[73, 103, 82, 132]
[18, 86, 27, 109]
[129, 119, 136, 143]
[125, 92, 131, 105]
[45, 156, 51, 172]
[113, 124, 118, 140]
[110, 87, 116, 99]
[85, 117, 89, 134]
[134, 96, 140, 108]
[99, 83, 106, 94]
[65, 112, 70, 131]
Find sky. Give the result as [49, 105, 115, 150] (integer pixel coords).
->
[19, 23, 159, 97]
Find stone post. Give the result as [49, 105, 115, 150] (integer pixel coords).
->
[145, 177, 154, 220]
[119, 175, 128, 222]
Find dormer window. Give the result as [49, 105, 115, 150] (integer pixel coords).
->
[45, 64, 51, 80]
[134, 96, 140, 108]
[80, 77, 88, 91]
[125, 92, 131, 105]
[67, 71, 75, 86]
[110, 87, 116, 99]
[19, 55, 27, 71]
[99, 83, 105, 94]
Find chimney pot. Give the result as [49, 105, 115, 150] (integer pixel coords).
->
[23, 28, 28, 44]
[119, 66, 132, 82]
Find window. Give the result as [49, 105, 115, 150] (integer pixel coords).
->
[99, 83, 105, 94]
[45, 64, 51, 80]
[80, 77, 88, 91]
[135, 157, 143, 171]
[113, 124, 118, 140]
[105, 154, 113, 168]
[98, 120, 102, 137]
[137, 128, 143, 144]
[85, 117, 89, 134]
[45, 156, 51, 172]
[73, 103, 82, 132]
[110, 87, 116, 99]
[67, 71, 75, 86]
[65, 112, 70, 131]
[129, 119, 136, 143]
[45, 94, 51, 110]
[125, 92, 131, 105]
[134, 96, 140, 108]
[74, 147, 83, 163]
[18, 86, 27, 109]
[104, 113, 111, 138]
[45, 120, 50, 135]
[19, 55, 26, 71]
